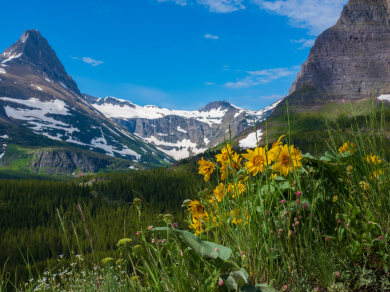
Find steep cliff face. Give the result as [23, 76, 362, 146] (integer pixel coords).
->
[0, 145, 148, 175]
[289, 0, 390, 105]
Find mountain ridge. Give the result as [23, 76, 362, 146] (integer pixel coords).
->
[82, 94, 283, 160]
[0, 29, 175, 173]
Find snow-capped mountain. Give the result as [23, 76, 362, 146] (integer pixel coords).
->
[83, 94, 283, 160]
[0, 30, 175, 168]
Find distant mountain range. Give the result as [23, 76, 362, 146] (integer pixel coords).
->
[0, 29, 281, 175]
[83, 94, 281, 160]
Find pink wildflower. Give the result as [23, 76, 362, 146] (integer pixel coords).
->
[266, 210, 270, 215]
[368, 221, 371, 224]
[283, 285, 288, 290]
[325, 237, 330, 242]
[379, 236, 384, 240]
[335, 272, 340, 277]
[299, 216, 302, 219]
[303, 203, 308, 208]
[270, 230, 274, 234]
[218, 280, 224, 286]
[148, 225, 153, 230]
[280, 200, 286, 203]
[296, 191, 301, 197]
[294, 217, 298, 221]
[279, 229, 283, 233]
[136, 231, 142, 236]
[214, 247, 219, 252]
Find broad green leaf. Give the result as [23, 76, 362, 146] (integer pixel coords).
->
[150, 227, 232, 268]
[225, 270, 248, 290]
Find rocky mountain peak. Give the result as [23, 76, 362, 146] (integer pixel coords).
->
[336, 0, 390, 29]
[0, 29, 80, 95]
[287, 0, 390, 106]
[199, 100, 235, 112]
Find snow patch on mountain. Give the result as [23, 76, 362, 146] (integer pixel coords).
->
[239, 130, 263, 149]
[0, 97, 80, 138]
[1, 53, 22, 64]
[0, 68, 6, 74]
[144, 135, 207, 160]
[91, 99, 229, 126]
[177, 126, 187, 133]
[378, 95, 390, 102]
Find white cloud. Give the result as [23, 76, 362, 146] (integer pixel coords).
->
[260, 94, 284, 99]
[291, 38, 315, 49]
[157, 0, 187, 6]
[204, 82, 215, 85]
[252, 0, 348, 35]
[224, 66, 300, 88]
[197, 0, 245, 13]
[82, 57, 104, 66]
[204, 34, 219, 39]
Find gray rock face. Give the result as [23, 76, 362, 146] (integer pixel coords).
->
[289, 0, 390, 105]
[85, 95, 282, 159]
[31, 149, 114, 174]
[0, 29, 80, 95]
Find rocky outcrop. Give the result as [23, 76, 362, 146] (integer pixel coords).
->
[0, 146, 148, 175]
[288, 0, 390, 105]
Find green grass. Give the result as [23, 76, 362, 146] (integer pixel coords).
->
[3, 99, 390, 292]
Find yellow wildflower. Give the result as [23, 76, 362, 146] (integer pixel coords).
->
[359, 181, 370, 191]
[230, 208, 250, 225]
[220, 164, 228, 180]
[102, 257, 114, 265]
[338, 141, 356, 154]
[188, 200, 208, 219]
[365, 154, 381, 165]
[272, 145, 302, 177]
[268, 135, 285, 161]
[333, 196, 338, 203]
[230, 152, 242, 171]
[270, 174, 277, 180]
[242, 147, 270, 176]
[231, 181, 246, 198]
[190, 216, 205, 236]
[117, 238, 132, 247]
[215, 143, 233, 165]
[212, 183, 227, 203]
[198, 158, 214, 182]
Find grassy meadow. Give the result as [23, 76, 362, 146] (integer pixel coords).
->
[1, 99, 390, 291]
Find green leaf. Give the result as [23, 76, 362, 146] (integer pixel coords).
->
[225, 270, 248, 291]
[150, 227, 232, 268]
[255, 283, 278, 292]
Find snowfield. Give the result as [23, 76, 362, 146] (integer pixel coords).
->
[91, 99, 229, 126]
[144, 135, 207, 160]
[239, 130, 263, 149]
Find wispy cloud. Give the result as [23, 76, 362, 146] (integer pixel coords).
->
[224, 66, 300, 88]
[156, 0, 187, 6]
[204, 82, 215, 85]
[197, 0, 245, 13]
[70, 55, 79, 60]
[156, 0, 245, 13]
[82, 57, 104, 67]
[291, 38, 315, 49]
[251, 0, 347, 35]
[204, 34, 219, 39]
[260, 94, 285, 99]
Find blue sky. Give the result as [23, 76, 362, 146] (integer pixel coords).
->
[0, 0, 347, 110]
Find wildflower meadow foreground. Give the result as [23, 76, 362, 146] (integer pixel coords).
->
[5, 108, 390, 292]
